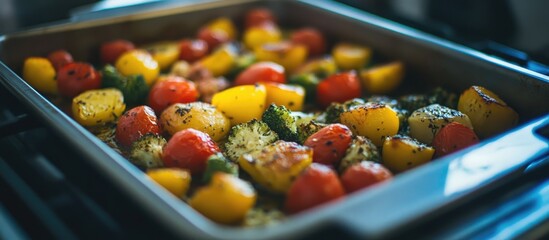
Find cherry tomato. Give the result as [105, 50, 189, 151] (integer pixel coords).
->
[433, 122, 479, 157]
[285, 163, 345, 214]
[115, 105, 161, 148]
[179, 39, 209, 63]
[57, 62, 101, 98]
[290, 28, 326, 56]
[316, 71, 361, 108]
[303, 123, 352, 166]
[162, 128, 220, 175]
[100, 39, 135, 64]
[245, 8, 276, 29]
[341, 161, 393, 194]
[234, 62, 286, 86]
[147, 76, 199, 114]
[47, 50, 73, 71]
[197, 27, 229, 51]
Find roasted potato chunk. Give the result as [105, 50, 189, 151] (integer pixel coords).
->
[159, 102, 230, 141]
[408, 104, 472, 144]
[382, 135, 435, 173]
[339, 103, 400, 146]
[71, 88, 126, 127]
[458, 86, 518, 138]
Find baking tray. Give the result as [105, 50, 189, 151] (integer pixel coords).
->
[0, 0, 548, 239]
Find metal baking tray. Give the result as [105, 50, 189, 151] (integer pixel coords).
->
[1, 0, 548, 239]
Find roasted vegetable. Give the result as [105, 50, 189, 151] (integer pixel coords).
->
[296, 57, 337, 78]
[102, 65, 149, 106]
[224, 119, 279, 162]
[235, 61, 286, 86]
[296, 121, 328, 144]
[290, 28, 326, 56]
[432, 122, 479, 157]
[190, 173, 256, 224]
[202, 153, 239, 183]
[254, 41, 307, 72]
[71, 88, 126, 127]
[47, 50, 73, 71]
[382, 135, 435, 173]
[239, 141, 313, 193]
[262, 104, 298, 142]
[243, 25, 281, 50]
[159, 102, 230, 141]
[115, 50, 160, 86]
[340, 103, 400, 146]
[339, 136, 380, 173]
[262, 83, 305, 111]
[144, 41, 180, 70]
[115, 105, 161, 148]
[206, 17, 238, 40]
[100, 39, 135, 64]
[316, 71, 362, 109]
[341, 161, 392, 193]
[199, 44, 238, 77]
[22, 57, 57, 95]
[57, 62, 102, 98]
[288, 73, 319, 102]
[147, 76, 199, 114]
[147, 168, 191, 198]
[303, 123, 353, 167]
[332, 43, 371, 70]
[162, 129, 220, 175]
[408, 104, 473, 144]
[211, 84, 267, 125]
[129, 133, 166, 169]
[228, 53, 257, 78]
[457, 86, 518, 138]
[360, 61, 404, 94]
[399, 87, 458, 112]
[324, 98, 366, 123]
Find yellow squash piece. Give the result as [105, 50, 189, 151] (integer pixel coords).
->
[144, 41, 180, 71]
[200, 44, 237, 77]
[147, 168, 191, 198]
[115, 50, 160, 86]
[211, 84, 267, 125]
[458, 86, 518, 138]
[254, 42, 308, 72]
[190, 173, 256, 224]
[239, 141, 313, 193]
[360, 61, 404, 94]
[22, 57, 57, 95]
[297, 57, 338, 77]
[332, 43, 372, 70]
[243, 26, 282, 50]
[159, 102, 231, 141]
[261, 82, 305, 111]
[339, 103, 400, 146]
[408, 104, 473, 144]
[382, 135, 435, 173]
[207, 17, 238, 40]
[71, 88, 126, 127]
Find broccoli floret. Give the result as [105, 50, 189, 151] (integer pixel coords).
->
[399, 87, 458, 112]
[129, 133, 166, 170]
[262, 104, 299, 142]
[202, 153, 239, 183]
[399, 94, 430, 112]
[288, 73, 319, 102]
[90, 123, 121, 153]
[366, 95, 401, 109]
[429, 87, 458, 109]
[297, 121, 328, 144]
[324, 98, 365, 123]
[102, 64, 149, 106]
[224, 119, 279, 162]
[291, 111, 317, 126]
[338, 136, 380, 173]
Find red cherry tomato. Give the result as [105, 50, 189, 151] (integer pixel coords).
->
[433, 122, 479, 157]
[285, 163, 345, 214]
[290, 28, 326, 56]
[341, 161, 393, 193]
[47, 50, 73, 71]
[115, 106, 161, 148]
[57, 62, 101, 98]
[179, 39, 209, 63]
[197, 27, 229, 51]
[162, 128, 220, 174]
[245, 8, 276, 29]
[100, 39, 135, 64]
[234, 62, 286, 86]
[303, 123, 352, 166]
[147, 77, 199, 114]
[316, 71, 361, 108]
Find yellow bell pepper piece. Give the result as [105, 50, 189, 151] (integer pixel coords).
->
[207, 17, 238, 40]
[200, 44, 237, 77]
[22, 57, 57, 95]
[339, 103, 400, 146]
[211, 84, 267, 126]
[360, 61, 404, 94]
[239, 141, 312, 193]
[297, 57, 338, 77]
[189, 173, 256, 224]
[382, 135, 434, 173]
[243, 26, 282, 50]
[254, 42, 308, 72]
[143, 41, 180, 71]
[147, 168, 191, 198]
[71, 88, 126, 127]
[115, 50, 160, 86]
[261, 82, 305, 111]
[332, 43, 371, 70]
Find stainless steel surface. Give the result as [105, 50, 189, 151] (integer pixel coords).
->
[0, 0, 548, 239]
